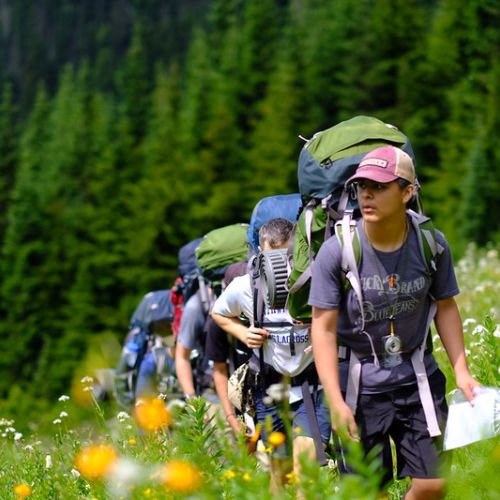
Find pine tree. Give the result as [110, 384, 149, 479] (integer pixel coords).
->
[0, 82, 19, 246]
[0, 86, 52, 397]
[244, 29, 303, 210]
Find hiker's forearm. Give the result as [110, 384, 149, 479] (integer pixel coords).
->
[211, 312, 248, 344]
[434, 297, 470, 375]
[212, 362, 233, 417]
[311, 307, 344, 406]
[175, 344, 195, 396]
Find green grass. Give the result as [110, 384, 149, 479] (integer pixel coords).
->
[0, 244, 499, 499]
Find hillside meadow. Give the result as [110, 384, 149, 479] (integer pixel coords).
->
[0, 244, 498, 499]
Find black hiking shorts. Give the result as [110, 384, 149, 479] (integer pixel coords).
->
[355, 368, 449, 481]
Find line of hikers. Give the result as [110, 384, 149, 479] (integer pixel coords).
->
[112, 116, 479, 499]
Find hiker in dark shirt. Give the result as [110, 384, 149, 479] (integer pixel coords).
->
[205, 261, 251, 435]
[309, 146, 480, 499]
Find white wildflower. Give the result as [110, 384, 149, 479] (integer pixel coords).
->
[45, 455, 53, 469]
[266, 383, 289, 404]
[116, 411, 130, 422]
[71, 468, 81, 479]
[471, 325, 487, 336]
[58, 395, 70, 402]
[0, 419, 14, 426]
[486, 249, 498, 260]
[14, 432, 23, 441]
[494, 325, 500, 339]
[81, 376, 94, 384]
[82, 386, 94, 392]
[53, 418, 62, 425]
[24, 445, 34, 452]
[463, 318, 477, 327]
[59, 411, 68, 418]
[107, 458, 143, 498]
[5, 426, 16, 433]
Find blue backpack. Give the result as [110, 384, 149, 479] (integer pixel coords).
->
[247, 193, 302, 255]
[177, 237, 203, 303]
[114, 290, 175, 408]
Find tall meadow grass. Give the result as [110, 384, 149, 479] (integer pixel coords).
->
[0, 245, 498, 499]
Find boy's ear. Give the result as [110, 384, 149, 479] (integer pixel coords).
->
[403, 184, 415, 204]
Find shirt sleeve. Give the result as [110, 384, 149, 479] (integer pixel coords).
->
[178, 294, 206, 350]
[429, 230, 460, 300]
[204, 316, 229, 362]
[308, 236, 344, 310]
[211, 275, 248, 318]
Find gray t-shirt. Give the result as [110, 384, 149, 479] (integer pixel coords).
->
[308, 217, 459, 393]
[178, 293, 207, 351]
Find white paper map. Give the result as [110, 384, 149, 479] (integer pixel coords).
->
[443, 386, 500, 451]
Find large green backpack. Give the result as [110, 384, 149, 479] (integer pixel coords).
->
[287, 115, 415, 320]
[195, 223, 249, 283]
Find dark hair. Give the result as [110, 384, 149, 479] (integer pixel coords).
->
[396, 178, 411, 189]
[258, 218, 294, 249]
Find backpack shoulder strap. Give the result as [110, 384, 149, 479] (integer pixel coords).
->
[407, 209, 444, 275]
[334, 211, 365, 332]
[334, 211, 362, 291]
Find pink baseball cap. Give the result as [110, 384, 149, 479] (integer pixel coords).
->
[346, 145, 416, 185]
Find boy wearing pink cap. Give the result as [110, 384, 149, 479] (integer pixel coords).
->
[309, 145, 479, 498]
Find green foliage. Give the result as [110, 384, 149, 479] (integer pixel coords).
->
[0, 0, 498, 400]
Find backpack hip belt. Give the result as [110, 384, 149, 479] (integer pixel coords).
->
[248, 356, 319, 390]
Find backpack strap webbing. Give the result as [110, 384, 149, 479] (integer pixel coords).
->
[301, 380, 328, 465]
[407, 209, 444, 274]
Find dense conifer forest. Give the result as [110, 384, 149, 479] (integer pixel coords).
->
[0, 0, 498, 402]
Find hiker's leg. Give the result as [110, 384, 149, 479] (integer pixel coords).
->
[135, 352, 157, 398]
[391, 370, 448, 498]
[292, 435, 316, 474]
[355, 393, 394, 487]
[254, 387, 290, 492]
[290, 389, 331, 489]
[405, 478, 446, 499]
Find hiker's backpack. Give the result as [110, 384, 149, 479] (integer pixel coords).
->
[189, 223, 249, 394]
[247, 193, 302, 255]
[196, 223, 250, 286]
[178, 237, 204, 303]
[287, 115, 416, 320]
[114, 290, 175, 408]
[171, 237, 204, 338]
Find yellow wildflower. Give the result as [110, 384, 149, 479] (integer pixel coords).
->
[159, 459, 203, 493]
[242, 472, 251, 481]
[75, 444, 117, 480]
[268, 431, 286, 447]
[285, 471, 298, 484]
[128, 438, 137, 446]
[134, 397, 172, 432]
[14, 483, 31, 497]
[224, 469, 236, 479]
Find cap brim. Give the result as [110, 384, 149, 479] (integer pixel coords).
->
[346, 167, 399, 185]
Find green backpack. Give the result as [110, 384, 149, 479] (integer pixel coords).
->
[287, 115, 416, 320]
[195, 223, 249, 283]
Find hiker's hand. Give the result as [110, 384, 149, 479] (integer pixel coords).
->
[455, 370, 481, 404]
[332, 401, 359, 441]
[226, 413, 242, 434]
[245, 327, 268, 349]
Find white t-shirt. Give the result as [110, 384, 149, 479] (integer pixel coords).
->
[212, 274, 314, 402]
